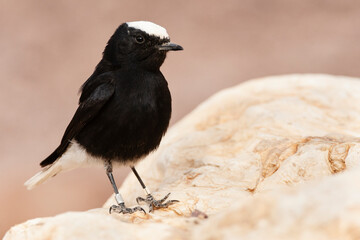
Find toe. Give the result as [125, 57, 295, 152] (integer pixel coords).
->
[133, 206, 146, 214]
[149, 204, 154, 213]
[136, 197, 146, 204]
[159, 193, 171, 203]
[109, 204, 121, 214]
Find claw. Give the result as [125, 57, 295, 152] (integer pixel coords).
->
[159, 193, 170, 203]
[136, 192, 179, 212]
[109, 205, 114, 214]
[136, 196, 146, 205]
[109, 203, 146, 214]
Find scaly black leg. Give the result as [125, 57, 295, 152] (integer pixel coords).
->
[131, 166, 179, 212]
[106, 162, 145, 214]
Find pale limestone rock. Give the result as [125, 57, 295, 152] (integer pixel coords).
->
[5, 74, 360, 240]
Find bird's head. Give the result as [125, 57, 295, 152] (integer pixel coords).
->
[103, 21, 183, 71]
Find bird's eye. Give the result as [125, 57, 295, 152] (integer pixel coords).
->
[135, 35, 145, 44]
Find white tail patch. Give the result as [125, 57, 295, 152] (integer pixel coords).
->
[25, 141, 103, 190]
[24, 164, 62, 190]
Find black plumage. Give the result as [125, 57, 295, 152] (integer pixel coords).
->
[26, 21, 183, 214]
[41, 22, 177, 166]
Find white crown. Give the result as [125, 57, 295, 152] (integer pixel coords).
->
[127, 21, 169, 39]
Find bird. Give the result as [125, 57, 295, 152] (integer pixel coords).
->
[25, 21, 183, 214]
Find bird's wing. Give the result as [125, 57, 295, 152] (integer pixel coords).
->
[40, 75, 115, 167]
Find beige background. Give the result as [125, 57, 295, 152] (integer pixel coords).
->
[1, 0, 360, 236]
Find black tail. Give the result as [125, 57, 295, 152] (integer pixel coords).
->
[40, 142, 70, 167]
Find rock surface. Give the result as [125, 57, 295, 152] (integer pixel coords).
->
[5, 74, 360, 240]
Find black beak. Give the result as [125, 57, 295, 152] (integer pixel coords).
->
[158, 42, 183, 51]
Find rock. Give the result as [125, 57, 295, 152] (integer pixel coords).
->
[5, 74, 360, 240]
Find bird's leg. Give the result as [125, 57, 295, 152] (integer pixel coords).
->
[131, 166, 179, 213]
[105, 162, 145, 214]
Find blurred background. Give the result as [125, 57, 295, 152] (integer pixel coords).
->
[1, 0, 360, 236]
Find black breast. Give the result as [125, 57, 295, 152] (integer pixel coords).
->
[75, 69, 171, 163]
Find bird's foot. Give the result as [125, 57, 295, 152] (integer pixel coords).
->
[109, 202, 145, 214]
[136, 193, 179, 213]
